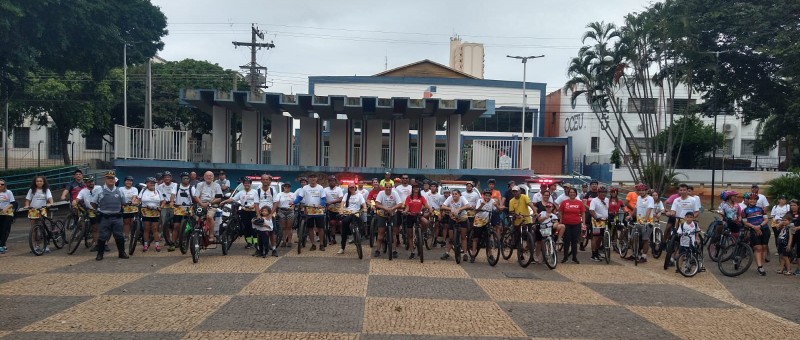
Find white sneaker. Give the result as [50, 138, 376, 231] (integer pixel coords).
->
[337, 249, 344, 255]
[45, 246, 51, 254]
[348, 237, 354, 244]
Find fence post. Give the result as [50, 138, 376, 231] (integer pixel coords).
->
[755, 156, 758, 170]
[37, 141, 41, 168]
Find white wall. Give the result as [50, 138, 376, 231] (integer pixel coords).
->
[612, 168, 786, 186]
[313, 83, 540, 108]
[5, 118, 112, 162]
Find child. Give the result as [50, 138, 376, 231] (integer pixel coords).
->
[252, 206, 277, 257]
[777, 223, 793, 275]
[675, 212, 701, 273]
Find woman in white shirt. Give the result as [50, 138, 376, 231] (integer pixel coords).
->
[770, 195, 790, 254]
[0, 179, 15, 253]
[138, 177, 164, 252]
[120, 176, 140, 241]
[24, 176, 54, 222]
[225, 177, 260, 250]
[274, 183, 296, 248]
[338, 184, 366, 255]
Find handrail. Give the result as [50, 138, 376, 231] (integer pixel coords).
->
[3, 164, 89, 194]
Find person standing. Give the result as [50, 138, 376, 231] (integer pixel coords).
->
[93, 171, 129, 261]
[559, 187, 585, 264]
[0, 179, 15, 254]
[60, 169, 85, 202]
[216, 171, 231, 194]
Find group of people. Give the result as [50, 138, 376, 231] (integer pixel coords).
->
[2, 168, 798, 278]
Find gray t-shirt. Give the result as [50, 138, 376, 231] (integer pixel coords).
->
[194, 181, 223, 203]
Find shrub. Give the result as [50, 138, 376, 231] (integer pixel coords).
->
[765, 170, 800, 200]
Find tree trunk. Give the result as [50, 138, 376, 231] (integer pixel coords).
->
[59, 129, 72, 166]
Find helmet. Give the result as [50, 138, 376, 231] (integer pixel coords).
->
[487, 178, 496, 184]
[124, 176, 134, 181]
[145, 177, 156, 183]
[743, 192, 752, 199]
[163, 171, 172, 177]
[482, 189, 492, 195]
[180, 172, 190, 178]
[598, 186, 608, 193]
[609, 186, 619, 193]
[635, 183, 648, 191]
[155, 172, 163, 180]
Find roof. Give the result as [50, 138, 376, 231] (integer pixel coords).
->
[373, 59, 479, 79]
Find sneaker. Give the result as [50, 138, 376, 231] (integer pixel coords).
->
[374, 250, 381, 257]
[44, 246, 51, 254]
[155, 244, 161, 252]
[462, 253, 469, 262]
[409, 252, 416, 259]
[272, 249, 278, 257]
[440, 253, 450, 260]
[320, 246, 326, 251]
[310, 244, 317, 251]
[795, 269, 800, 276]
[142, 244, 149, 252]
[337, 249, 344, 255]
[757, 267, 766, 276]
[89, 245, 98, 252]
[168, 245, 176, 252]
[348, 237, 354, 244]
[0, 246, 6, 254]
[469, 256, 475, 263]
[392, 250, 398, 259]
[639, 257, 648, 263]
[591, 256, 601, 262]
[572, 258, 580, 264]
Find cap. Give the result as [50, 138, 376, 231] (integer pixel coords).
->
[511, 186, 520, 191]
[104, 170, 116, 178]
[779, 194, 787, 199]
[507, 180, 515, 185]
[385, 171, 391, 175]
[487, 179, 496, 184]
[83, 176, 95, 182]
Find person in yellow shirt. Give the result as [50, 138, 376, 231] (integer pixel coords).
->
[379, 172, 394, 188]
[508, 186, 536, 226]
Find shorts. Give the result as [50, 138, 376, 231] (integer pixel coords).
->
[470, 226, 487, 240]
[142, 216, 159, 223]
[640, 224, 653, 241]
[123, 213, 136, 219]
[327, 210, 341, 221]
[448, 219, 468, 230]
[750, 226, 771, 246]
[306, 215, 325, 230]
[667, 216, 676, 226]
[278, 208, 295, 222]
[374, 215, 394, 229]
[404, 214, 421, 228]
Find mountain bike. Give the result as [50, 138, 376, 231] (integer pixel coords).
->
[717, 228, 754, 277]
[650, 220, 664, 259]
[341, 210, 364, 260]
[676, 229, 705, 277]
[707, 217, 736, 263]
[507, 213, 535, 268]
[406, 213, 424, 263]
[466, 212, 500, 266]
[27, 207, 66, 255]
[127, 204, 144, 255]
[592, 218, 612, 265]
[68, 207, 96, 255]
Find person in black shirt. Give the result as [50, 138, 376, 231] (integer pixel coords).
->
[61, 169, 85, 202]
[503, 181, 516, 209]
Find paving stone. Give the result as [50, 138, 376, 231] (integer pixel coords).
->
[629, 306, 800, 339]
[196, 295, 364, 333]
[360, 335, 528, 340]
[555, 262, 669, 284]
[585, 283, 735, 308]
[369, 259, 469, 278]
[477, 279, 617, 305]
[0, 273, 146, 296]
[158, 255, 278, 274]
[362, 297, 525, 337]
[368, 276, 488, 301]
[0, 296, 92, 331]
[461, 261, 570, 281]
[239, 273, 367, 297]
[20, 295, 231, 332]
[267, 257, 368, 274]
[8, 331, 185, 340]
[499, 302, 676, 339]
[711, 268, 800, 324]
[4, 256, 92, 274]
[108, 273, 257, 295]
[183, 331, 359, 339]
[0, 274, 30, 284]
[48, 256, 185, 273]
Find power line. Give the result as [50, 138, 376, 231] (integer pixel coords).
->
[232, 24, 275, 93]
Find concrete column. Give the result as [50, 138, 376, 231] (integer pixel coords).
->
[270, 114, 292, 165]
[392, 119, 410, 168]
[328, 120, 351, 167]
[364, 119, 383, 168]
[211, 106, 230, 163]
[299, 117, 322, 166]
[419, 117, 436, 169]
[447, 114, 462, 169]
[240, 110, 260, 164]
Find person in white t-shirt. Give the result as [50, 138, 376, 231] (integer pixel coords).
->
[293, 174, 328, 251]
[676, 212, 700, 256]
[24, 176, 55, 253]
[252, 205, 277, 257]
[119, 176, 139, 242]
[687, 185, 702, 213]
[441, 190, 471, 262]
[750, 184, 770, 210]
[666, 183, 701, 266]
[225, 177, 261, 250]
[323, 177, 344, 246]
[627, 183, 654, 262]
[338, 183, 367, 255]
[588, 187, 610, 262]
[274, 183, 296, 247]
[373, 183, 403, 258]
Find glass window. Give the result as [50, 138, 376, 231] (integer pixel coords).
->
[627, 98, 657, 114]
[741, 140, 769, 156]
[591, 137, 600, 153]
[85, 132, 104, 150]
[13, 127, 30, 148]
[667, 99, 697, 115]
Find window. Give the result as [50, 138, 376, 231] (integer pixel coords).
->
[627, 137, 652, 153]
[667, 99, 697, 115]
[741, 140, 769, 156]
[627, 98, 657, 114]
[591, 137, 600, 153]
[721, 139, 734, 156]
[13, 127, 30, 148]
[85, 132, 103, 150]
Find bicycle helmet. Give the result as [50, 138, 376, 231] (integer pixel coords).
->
[124, 176, 134, 181]
[163, 171, 172, 177]
[609, 186, 619, 193]
[743, 192, 752, 200]
[242, 177, 252, 184]
[598, 186, 608, 192]
[487, 178, 496, 184]
[155, 172, 163, 180]
[83, 176, 95, 182]
[635, 183, 648, 191]
[482, 189, 492, 195]
[145, 177, 156, 183]
[180, 172, 190, 178]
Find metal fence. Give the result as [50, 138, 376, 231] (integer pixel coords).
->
[115, 125, 188, 161]
[698, 155, 785, 171]
[470, 139, 521, 169]
[1, 139, 112, 169]
[188, 140, 211, 163]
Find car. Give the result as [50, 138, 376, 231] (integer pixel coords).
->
[230, 176, 284, 199]
[439, 180, 477, 195]
[522, 177, 565, 199]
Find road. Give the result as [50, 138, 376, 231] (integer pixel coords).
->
[1, 212, 798, 339]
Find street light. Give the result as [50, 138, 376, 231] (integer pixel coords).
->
[507, 54, 544, 170]
[702, 50, 730, 209]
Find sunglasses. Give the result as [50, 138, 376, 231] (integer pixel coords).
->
[0, 183, 5, 186]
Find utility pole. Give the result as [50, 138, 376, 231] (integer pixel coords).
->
[123, 43, 128, 128]
[703, 50, 730, 209]
[506, 54, 544, 170]
[233, 24, 275, 95]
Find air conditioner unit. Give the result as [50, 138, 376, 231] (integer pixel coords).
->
[637, 124, 644, 132]
[723, 124, 733, 131]
[722, 123, 737, 138]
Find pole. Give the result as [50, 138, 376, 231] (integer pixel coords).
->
[3, 94, 7, 170]
[521, 59, 527, 169]
[708, 50, 727, 210]
[123, 43, 127, 128]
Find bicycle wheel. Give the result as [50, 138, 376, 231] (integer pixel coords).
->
[517, 230, 534, 268]
[190, 232, 200, 263]
[542, 237, 558, 269]
[67, 220, 84, 255]
[387, 226, 393, 261]
[677, 252, 700, 277]
[633, 231, 641, 266]
[718, 243, 754, 277]
[354, 224, 363, 260]
[52, 220, 66, 249]
[486, 230, 500, 266]
[63, 216, 76, 245]
[501, 227, 514, 260]
[713, 234, 736, 262]
[29, 224, 47, 256]
[453, 226, 461, 264]
[369, 217, 377, 248]
[416, 226, 424, 263]
[297, 219, 307, 254]
[466, 228, 480, 258]
[129, 221, 141, 255]
[220, 227, 229, 256]
[179, 219, 191, 255]
[423, 227, 433, 250]
[83, 219, 95, 249]
[663, 235, 676, 270]
[579, 226, 589, 250]
[603, 229, 611, 264]
[651, 227, 663, 259]
[616, 227, 629, 257]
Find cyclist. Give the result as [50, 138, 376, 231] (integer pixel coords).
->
[403, 184, 431, 259]
[274, 183, 296, 247]
[749, 184, 770, 210]
[192, 171, 223, 243]
[608, 186, 623, 225]
[559, 187, 584, 264]
[624, 184, 640, 223]
[339, 183, 367, 255]
[666, 183, 701, 266]
[580, 180, 599, 251]
[225, 177, 259, 252]
[293, 174, 327, 251]
[589, 186, 610, 262]
[626, 183, 653, 262]
[675, 211, 700, 272]
[120, 176, 139, 241]
[324, 176, 344, 245]
[535, 191, 564, 244]
[427, 182, 446, 247]
[380, 171, 394, 188]
[188, 171, 200, 188]
[716, 190, 742, 237]
[472, 189, 500, 263]
[357, 181, 370, 201]
[24, 176, 55, 253]
[441, 189, 471, 261]
[0, 178, 13, 254]
[367, 178, 381, 202]
[138, 177, 164, 252]
[373, 182, 402, 258]
[170, 173, 194, 250]
[463, 182, 481, 226]
[256, 174, 277, 248]
[770, 195, 789, 257]
[252, 205, 276, 257]
[157, 171, 177, 248]
[503, 181, 516, 211]
[76, 176, 103, 251]
[92, 171, 130, 260]
[743, 192, 769, 276]
[61, 169, 85, 203]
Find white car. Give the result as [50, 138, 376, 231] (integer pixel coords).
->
[229, 180, 283, 199]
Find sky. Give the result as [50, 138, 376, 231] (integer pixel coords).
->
[151, 0, 657, 96]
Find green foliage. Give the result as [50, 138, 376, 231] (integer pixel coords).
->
[640, 164, 680, 194]
[765, 170, 800, 201]
[610, 148, 622, 168]
[654, 115, 723, 168]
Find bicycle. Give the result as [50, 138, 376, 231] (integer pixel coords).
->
[614, 212, 629, 257]
[676, 229, 705, 277]
[27, 207, 66, 255]
[717, 228, 754, 277]
[706, 216, 736, 263]
[592, 219, 612, 265]
[538, 219, 558, 269]
[626, 219, 645, 266]
[466, 212, 501, 266]
[127, 204, 144, 255]
[67, 207, 96, 255]
[406, 213, 425, 263]
[507, 213, 535, 268]
[341, 210, 364, 260]
[650, 220, 664, 259]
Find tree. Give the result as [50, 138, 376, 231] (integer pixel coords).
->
[654, 115, 723, 168]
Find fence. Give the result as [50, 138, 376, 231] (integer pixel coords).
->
[699, 155, 784, 171]
[471, 139, 522, 169]
[0, 139, 112, 169]
[3, 164, 88, 194]
[115, 125, 188, 161]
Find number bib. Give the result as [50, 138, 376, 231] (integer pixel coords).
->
[305, 206, 325, 215]
[173, 206, 190, 216]
[123, 205, 139, 214]
[474, 216, 489, 227]
[142, 208, 160, 218]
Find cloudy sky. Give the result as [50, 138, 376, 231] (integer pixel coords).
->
[151, 0, 656, 95]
